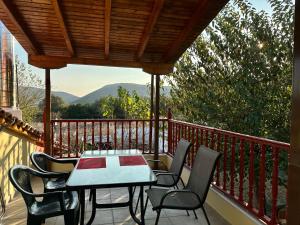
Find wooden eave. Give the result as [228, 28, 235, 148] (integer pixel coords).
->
[0, 0, 229, 73]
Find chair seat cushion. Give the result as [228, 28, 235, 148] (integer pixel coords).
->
[146, 188, 200, 210]
[45, 177, 66, 191]
[29, 191, 79, 217]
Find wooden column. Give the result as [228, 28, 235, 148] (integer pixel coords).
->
[288, 1, 300, 224]
[44, 68, 52, 155]
[154, 74, 160, 169]
[149, 74, 154, 152]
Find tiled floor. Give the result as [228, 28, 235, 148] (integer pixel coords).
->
[2, 180, 230, 225]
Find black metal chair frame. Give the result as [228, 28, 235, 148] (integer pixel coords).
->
[8, 165, 79, 225]
[145, 146, 222, 225]
[135, 139, 192, 215]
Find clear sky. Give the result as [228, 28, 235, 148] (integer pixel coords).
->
[14, 0, 272, 97]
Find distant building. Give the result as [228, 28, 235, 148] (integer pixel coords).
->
[0, 21, 20, 118]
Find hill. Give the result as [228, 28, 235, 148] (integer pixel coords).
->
[72, 83, 170, 105]
[19, 86, 79, 104]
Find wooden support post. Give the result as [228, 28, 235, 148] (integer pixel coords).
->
[287, 0, 300, 224]
[149, 74, 154, 152]
[154, 74, 160, 169]
[44, 69, 52, 155]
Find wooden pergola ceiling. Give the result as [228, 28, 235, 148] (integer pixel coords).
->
[0, 0, 228, 73]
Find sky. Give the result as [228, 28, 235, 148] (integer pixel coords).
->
[14, 0, 272, 97]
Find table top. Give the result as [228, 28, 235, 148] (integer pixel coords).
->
[66, 149, 157, 190]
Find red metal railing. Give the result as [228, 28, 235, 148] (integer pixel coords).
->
[50, 119, 168, 157]
[167, 118, 289, 225]
[50, 114, 289, 224]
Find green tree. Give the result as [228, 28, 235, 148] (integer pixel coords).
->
[39, 95, 67, 119]
[167, 0, 293, 142]
[100, 87, 150, 119]
[16, 56, 44, 123]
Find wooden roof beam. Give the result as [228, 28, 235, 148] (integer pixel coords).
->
[142, 63, 174, 75]
[163, 0, 209, 62]
[28, 55, 143, 69]
[51, 0, 74, 56]
[137, 0, 165, 59]
[0, 0, 39, 55]
[104, 0, 111, 59]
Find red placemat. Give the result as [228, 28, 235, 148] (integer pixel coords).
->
[77, 157, 106, 169]
[119, 156, 147, 166]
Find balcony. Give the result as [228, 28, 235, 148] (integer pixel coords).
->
[0, 106, 288, 225]
[43, 116, 288, 225]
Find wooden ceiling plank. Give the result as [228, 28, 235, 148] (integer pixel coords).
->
[0, 0, 39, 55]
[163, 0, 209, 62]
[137, 0, 164, 59]
[104, 0, 111, 59]
[51, 0, 74, 56]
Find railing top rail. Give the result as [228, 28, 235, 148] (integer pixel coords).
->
[170, 119, 290, 149]
[51, 118, 168, 123]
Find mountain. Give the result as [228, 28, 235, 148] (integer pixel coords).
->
[72, 83, 171, 105]
[51, 91, 79, 103]
[19, 86, 80, 104]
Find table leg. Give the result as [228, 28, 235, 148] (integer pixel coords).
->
[140, 186, 145, 225]
[80, 190, 85, 225]
[86, 189, 97, 225]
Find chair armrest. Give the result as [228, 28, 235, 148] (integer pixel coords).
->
[155, 172, 177, 177]
[152, 169, 168, 173]
[51, 157, 78, 166]
[159, 189, 202, 207]
[147, 159, 161, 162]
[33, 170, 69, 179]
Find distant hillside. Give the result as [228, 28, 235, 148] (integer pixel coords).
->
[72, 83, 171, 105]
[19, 87, 79, 104]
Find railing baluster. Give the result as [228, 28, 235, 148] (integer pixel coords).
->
[191, 127, 195, 166]
[107, 121, 109, 148]
[142, 121, 145, 153]
[51, 121, 54, 156]
[67, 122, 70, 157]
[162, 120, 165, 153]
[121, 122, 124, 149]
[83, 122, 86, 151]
[59, 121, 62, 158]
[238, 139, 245, 203]
[114, 121, 117, 149]
[210, 130, 215, 149]
[248, 142, 254, 209]
[205, 130, 209, 147]
[76, 121, 78, 156]
[129, 121, 131, 149]
[136, 120, 138, 149]
[100, 121, 102, 150]
[230, 136, 236, 196]
[270, 147, 279, 224]
[200, 129, 204, 145]
[92, 121, 95, 147]
[258, 144, 266, 217]
[223, 135, 228, 191]
[216, 132, 221, 186]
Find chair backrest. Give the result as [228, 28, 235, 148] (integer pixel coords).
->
[30, 152, 51, 173]
[169, 139, 192, 177]
[8, 165, 36, 207]
[186, 146, 221, 204]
